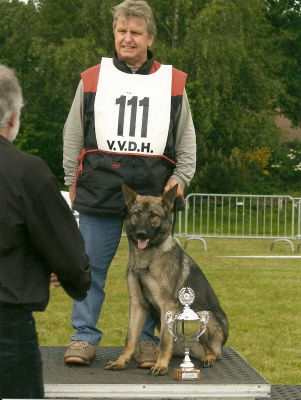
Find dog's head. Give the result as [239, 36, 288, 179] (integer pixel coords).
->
[121, 182, 178, 249]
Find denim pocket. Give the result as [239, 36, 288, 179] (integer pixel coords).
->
[0, 321, 19, 373]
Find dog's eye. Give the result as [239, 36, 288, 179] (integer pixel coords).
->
[150, 212, 157, 218]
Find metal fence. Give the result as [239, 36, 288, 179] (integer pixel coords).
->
[62, 190, 301, 252]
[182, 193, 300, 252]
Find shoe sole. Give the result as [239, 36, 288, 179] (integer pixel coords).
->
[136, 361, 156, 368]
[64, 355, 95, 365]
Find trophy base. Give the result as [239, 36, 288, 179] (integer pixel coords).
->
[174, 368, 201, 381]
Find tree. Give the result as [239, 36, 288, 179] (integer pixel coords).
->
[1, 0, 113, 183]
[160, 0, 284, 193]
[265, 0, 301, 127]
[0, 0, 296, 194]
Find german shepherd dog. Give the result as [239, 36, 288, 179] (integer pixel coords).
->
[106, 183, 228, 376]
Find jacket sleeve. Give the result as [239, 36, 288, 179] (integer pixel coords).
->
[172, 88, 196, 189]
[63, 80, 85, 189]
[27, 169, 91, 302]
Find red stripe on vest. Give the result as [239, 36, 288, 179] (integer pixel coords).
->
[81, 64, 100, 92]
[81, 61, 187, 96]
[150, 61, 187, 96]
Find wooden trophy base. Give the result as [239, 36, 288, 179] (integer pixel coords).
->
[174, 368, 201, 381]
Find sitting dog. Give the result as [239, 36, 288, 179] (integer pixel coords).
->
[106, 183, 228, 376]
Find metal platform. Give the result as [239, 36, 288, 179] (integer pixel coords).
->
[42, 346, 270, 399]
[268, 386, 301, 400]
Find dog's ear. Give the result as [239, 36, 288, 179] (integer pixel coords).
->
[161, 185, 178, 213]
[121, 182, 138, 209]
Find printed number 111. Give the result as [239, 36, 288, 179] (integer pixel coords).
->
[116, 95, 149, 138]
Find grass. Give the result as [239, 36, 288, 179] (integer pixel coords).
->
[34, 236, 301, 385]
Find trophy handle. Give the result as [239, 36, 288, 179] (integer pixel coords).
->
[196, 311, 210, 340]
[165, 311, 177, 340]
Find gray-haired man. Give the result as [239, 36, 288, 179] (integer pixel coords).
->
[63, 0, 196, 367]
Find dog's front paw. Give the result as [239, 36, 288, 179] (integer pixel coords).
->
[150, 364, 168, 376]
[201, 355, 216, 368]
[105, 360, 126, 371]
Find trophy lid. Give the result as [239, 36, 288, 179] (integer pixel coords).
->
[176, 307, 201, 321]
[176, 288, 200, 321]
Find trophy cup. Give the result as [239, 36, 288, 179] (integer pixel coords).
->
[165, 287, 209, 381]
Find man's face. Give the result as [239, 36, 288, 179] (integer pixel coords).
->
[114, 17, 154, 68]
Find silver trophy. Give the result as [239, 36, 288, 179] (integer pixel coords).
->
[165, 287, 209, 380]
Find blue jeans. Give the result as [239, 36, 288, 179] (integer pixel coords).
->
[0, 308, 44, 399]
[71, 214, 159, 345]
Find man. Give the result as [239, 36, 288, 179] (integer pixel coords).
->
[0, 64, 91, 399]
[63, 0, 196, 367]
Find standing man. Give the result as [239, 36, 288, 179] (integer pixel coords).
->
[63, 0, 196, 367]
[0, 64, 91, 399]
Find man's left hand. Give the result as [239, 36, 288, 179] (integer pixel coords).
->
[164, 177, 184, 198]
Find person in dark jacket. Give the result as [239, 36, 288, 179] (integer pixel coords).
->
[63, 0, 196, 367]
[0, 64, 91, 399]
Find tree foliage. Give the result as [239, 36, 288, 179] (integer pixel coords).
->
[1, 0, 301, 193]
[265, 0, 301, 126]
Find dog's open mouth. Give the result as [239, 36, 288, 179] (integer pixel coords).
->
[138, 239, 149, 249]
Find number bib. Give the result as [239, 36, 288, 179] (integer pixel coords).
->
[94, 57, 172, 156]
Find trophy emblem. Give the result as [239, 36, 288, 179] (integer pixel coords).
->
[165, 287, 209, 381]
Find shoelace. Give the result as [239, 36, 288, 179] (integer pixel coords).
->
[139, 341, 157, 353]
[70, 340, 89, 349]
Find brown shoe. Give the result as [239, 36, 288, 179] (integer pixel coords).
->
[134, 340, 158, 368]
[64, 340, 97, 364]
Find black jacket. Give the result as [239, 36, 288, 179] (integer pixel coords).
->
[0, 136, 90, 311]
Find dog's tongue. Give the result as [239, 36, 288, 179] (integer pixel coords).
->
[138, 239, 149, 249]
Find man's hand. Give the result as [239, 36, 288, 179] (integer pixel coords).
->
[69, 190, 75, 204]
[50, 273, 61, 287]
[164, 177, 184, 200]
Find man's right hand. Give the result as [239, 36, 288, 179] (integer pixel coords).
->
[50, 273, 61, 287]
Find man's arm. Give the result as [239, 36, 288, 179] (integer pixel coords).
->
[63, 80, 85, 191]
[166, 88, 196, 195]
[28, 171, 90, 301]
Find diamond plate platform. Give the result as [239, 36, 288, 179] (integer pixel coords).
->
[42, 346, 270, 399]
[269, 386, 301, 400]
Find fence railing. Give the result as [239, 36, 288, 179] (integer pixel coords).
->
[183, 194, 299, 252]
[62, 191, 301, 252]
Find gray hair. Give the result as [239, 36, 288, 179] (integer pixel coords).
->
[112, 0, 157, 38]
[0, 64, 23, 131]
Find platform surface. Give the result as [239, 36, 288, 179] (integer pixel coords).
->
[42, 346, 270, 399]
[267, 386, 301, 400]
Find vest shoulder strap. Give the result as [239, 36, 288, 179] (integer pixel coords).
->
[81, 64, 100, 92]
[151, 61, 187, 96]
[81, 61, 187, 95]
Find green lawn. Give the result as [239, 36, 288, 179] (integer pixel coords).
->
[35, 236, 301, 385]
